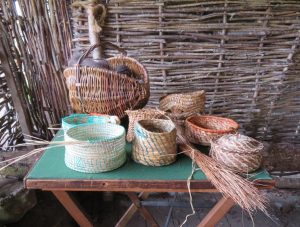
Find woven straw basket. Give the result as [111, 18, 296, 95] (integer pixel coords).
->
[64, 123, 126, 173]
[64, 42, 150, 118]
[125, 109, 167, 142]
[185, 115, 239, 146]
[132, 119, 177, 166]
[159, 90, 205, 120]
[62, 114, 120, 131]
[210, 134, 263, 173]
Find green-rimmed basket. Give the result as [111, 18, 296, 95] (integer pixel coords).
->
[62, 114, 119, 131]
[64, 123, 126, 173]
[132, 119, 177, 166]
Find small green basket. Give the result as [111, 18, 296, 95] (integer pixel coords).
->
[64, 123, 126, 173]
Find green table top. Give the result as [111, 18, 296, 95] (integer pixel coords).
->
[26, 131, 272, 182]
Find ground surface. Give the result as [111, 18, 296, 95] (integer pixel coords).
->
[3, 189, 300, 227]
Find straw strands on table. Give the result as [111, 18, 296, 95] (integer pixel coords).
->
[0, 134, 86, 172]
[210, 134, 264, 173]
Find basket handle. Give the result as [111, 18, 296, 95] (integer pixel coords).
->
[76, 42, 127, 65]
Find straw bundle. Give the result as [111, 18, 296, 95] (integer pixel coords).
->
[132, 119, 177, 166]
[176, 125, 268, 215]
[159, 90, 206, 120]
[65, 123, 126, 173]
[210, 134, 263, 173]
[185, 115, 239, 146]
[125, 109, 167, 142]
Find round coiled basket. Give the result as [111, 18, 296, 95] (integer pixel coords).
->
[132, 119, 177, 166]
[64, 123, 126, 173]
[185, 115, 239, 146]
[210, 134, 263, 173]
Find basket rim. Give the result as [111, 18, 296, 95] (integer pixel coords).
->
[135, 119, 176, 135]
[65, 123, 125, 142]
[186, 115, 239, 134]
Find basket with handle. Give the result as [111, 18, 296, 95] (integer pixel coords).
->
[125, 108, 167, 142]
[132, 119, 177, 166]
[64, 42, 150, 118]
[185, 115, 239, 146]
[64, 123, 126, 173]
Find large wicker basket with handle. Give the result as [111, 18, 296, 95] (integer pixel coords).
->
[64, 42, 150, 118]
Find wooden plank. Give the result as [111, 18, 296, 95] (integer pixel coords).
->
[52, 191, 94, 227]
[25, 179, 275, 191]
[0, 39, 32, 136]
[197, 197, 235, 227]
[116, 192, 150, 227]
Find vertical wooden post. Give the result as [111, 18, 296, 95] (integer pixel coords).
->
[0, 40, 32, 136]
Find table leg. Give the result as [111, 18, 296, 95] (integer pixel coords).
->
[52, 191, 93, 227]
[198, 196, 235, 227]
[116, 192, 150, 227]
[116, 192, 158, 227]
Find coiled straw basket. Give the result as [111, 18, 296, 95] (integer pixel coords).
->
[132, 119, 177, 166]
[210, 134, 263, 173]
[125, 109, 167, 142]
[185, 115, 239, 146]
[64, 42, 150, 118]
[159, 90, 205, 119]
[64, 123, 126, 173]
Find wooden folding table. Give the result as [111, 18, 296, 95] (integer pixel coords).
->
[25, 133, 274, 227]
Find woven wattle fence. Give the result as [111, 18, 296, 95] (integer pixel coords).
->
[71, 0, 300, 145]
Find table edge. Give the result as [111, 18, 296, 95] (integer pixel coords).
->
[25, 178, 275, 192]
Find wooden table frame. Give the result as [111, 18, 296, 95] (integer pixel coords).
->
[25, 178, 274, 227]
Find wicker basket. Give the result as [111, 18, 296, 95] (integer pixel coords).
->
[185, 115, 239, 146]
[64, 42, 150, 118]
[125, 108, 167, 142]
[62, 114, 120, 131]
[210, 134, 263, 173]
[64, 123, 126, 173]
[159, 90, 205, 120]
[132, 119, 177, 166]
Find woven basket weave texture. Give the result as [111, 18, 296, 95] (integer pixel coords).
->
[64, 123, 126, 173]
[132, 119, 177, 166]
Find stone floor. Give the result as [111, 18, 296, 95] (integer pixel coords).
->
[5, 189, 300, 227]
